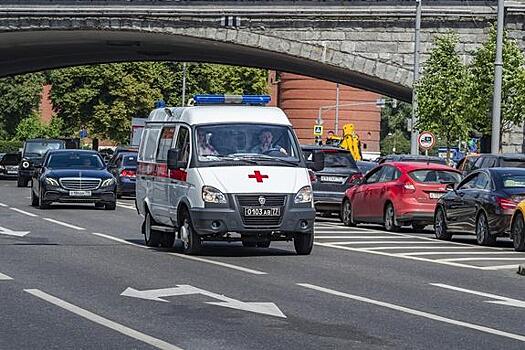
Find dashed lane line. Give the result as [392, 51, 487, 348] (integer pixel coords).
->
[0, 272, 13, 280]
[24, 289, 183, 350]
[438, 257, 525, 263]
[9, 207, 38, 217]
[91, 232, 267, 275]
[400, 251, 523, 256]
[0, 202, 7, 207]
[298, 283, 525, 343]
[43, 218, 85, 231]
[481, 264, 521, 270]
[315, 236, 413, 239]
[325, 241, 447, 245]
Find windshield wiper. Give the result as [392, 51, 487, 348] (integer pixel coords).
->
[238, 154, 298, 166]
[201, 154, 258, 165]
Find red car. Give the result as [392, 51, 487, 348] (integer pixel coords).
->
[341, 162, 462, 231]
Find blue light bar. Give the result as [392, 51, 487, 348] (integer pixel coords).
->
[193, 94, 271, 106]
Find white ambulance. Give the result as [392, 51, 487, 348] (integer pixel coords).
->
[136, 95, 323, 255]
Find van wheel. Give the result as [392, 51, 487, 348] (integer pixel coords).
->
[294, 231, 314, 255]
[476, 211, 496, 246]
[161, 232, 175, 249]
[142, 212, 163, 247]
[384, 203, 399, 232]
[179, 209, 201, 255]
[31, 188, 39, 207]
[434, 207, 452, 241]
[511, 213, 525, 252]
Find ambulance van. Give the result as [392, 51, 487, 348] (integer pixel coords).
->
[136, 95, 323, 255]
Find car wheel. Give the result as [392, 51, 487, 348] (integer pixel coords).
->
[511, 213, 525, 252]
[142, 212, 163, 247]
[179, 209, 201, 255]
[384, 203, 399, 232]
[38, 188, 50, 209]
[294, 231, 314, 255]
[341, 200, 356, 227]
[412, 223, 426, 231]
[30, 187, 39, 207]
[104, 202, 116, 210]
[434, 207, 452, 241]
[256, 240, 271, 248]
[476, 211, 496, 246]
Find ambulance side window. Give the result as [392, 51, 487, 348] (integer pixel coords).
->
[142, 127, 161, 162]
[175, 126, 190, 166]
[156, 127, 176, 163]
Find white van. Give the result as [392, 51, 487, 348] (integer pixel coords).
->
[136, 95, 323, 255]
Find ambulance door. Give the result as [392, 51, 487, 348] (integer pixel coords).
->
[168, 125, 192, 220]
[139, 126, 161, 220]
[153, 125, 177, 225]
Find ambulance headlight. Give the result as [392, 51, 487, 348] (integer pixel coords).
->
[294, 186, 313, 204]
[202, 186, 227, 204]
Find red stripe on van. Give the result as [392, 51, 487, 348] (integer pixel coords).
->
[137, 161, 188, 182]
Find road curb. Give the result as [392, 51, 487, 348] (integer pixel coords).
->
[517, 264, 525, 276]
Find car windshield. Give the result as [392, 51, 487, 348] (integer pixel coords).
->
[24, 141, 63, 157]
[409, 169, 461, 184]
[47, 153, 104, 169]
[500, 173, 525, 188]
[304, 150, 357, 169]
[195, 124, 300, 164]
[122, 155, 137, 166]
[1, 154, 20, 163]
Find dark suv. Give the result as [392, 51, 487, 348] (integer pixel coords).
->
[470, 153, 525, 173]
[302, 145, 363, 216]
[0, 152, 21, 179]
[18, 139, 66, 187]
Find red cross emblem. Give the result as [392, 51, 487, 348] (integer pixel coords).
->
[248, 170, 269, 183]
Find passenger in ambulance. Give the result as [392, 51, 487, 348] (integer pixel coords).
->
[197, 129, 218, 156]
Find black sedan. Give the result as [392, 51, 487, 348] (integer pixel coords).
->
[31, 150, 116, 210]
[434, 168, 525, 246]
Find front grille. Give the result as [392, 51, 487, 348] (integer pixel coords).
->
[59, 178, 101, 190]
[237, 194, 286, 227]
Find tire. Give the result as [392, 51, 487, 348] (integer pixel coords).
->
[384, 203, 399, 232]
[294, 231, 314, 255]
[30, 188, 39, 207]
[434, 207, 452, 241]
[412, 223, 427, 231]
[511, 213, 525, 252]
[476, 211, 497, 246]
[38, 188, 50, 209]
[256, 240, 271, 248]
[341, 199, 356, 227]
[160, 232, 175, 249]
[242, 241, 257, 248]
[116, 193, 122, 199]
[105, 202, 116, 210]
[179, 209, 201, 255]
[142, 211, 163, 247]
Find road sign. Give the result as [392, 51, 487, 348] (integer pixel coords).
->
[418, 131, 436, 150]
[79, 129, 88, 139]
[313, 125, 323, 136]
[121, 284, 286, 318]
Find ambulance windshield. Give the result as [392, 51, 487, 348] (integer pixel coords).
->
[195, 124, 300, 164]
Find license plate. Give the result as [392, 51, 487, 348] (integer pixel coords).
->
[244, 207, 280, 217]
[429, 192, 444, 199]
[320, 176, 345, 183]
[7, 171, 16, 175]
[69, 190, 91, 197]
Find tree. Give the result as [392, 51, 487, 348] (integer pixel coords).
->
[380, 130, 410, 155]
[415, 33, 472, 159]
[469, 26, 525, 147]
[380, 100, 411, 155]
[0, 73, 45, 139]
[13, 113, 63, 141]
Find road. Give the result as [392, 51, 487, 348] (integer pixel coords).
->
[1, 180, 525, 349]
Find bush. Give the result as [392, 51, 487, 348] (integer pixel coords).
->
[0, 140, 23, 153]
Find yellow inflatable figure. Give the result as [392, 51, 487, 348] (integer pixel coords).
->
[339, 123, 362, 161]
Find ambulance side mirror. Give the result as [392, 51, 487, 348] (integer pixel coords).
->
[308, 151, 325, 172]
[167, 148, 185, 170]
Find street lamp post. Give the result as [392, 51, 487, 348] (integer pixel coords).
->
[491, 0, 505, 154]
[410, 0, 422, 155]
[181, 62, 187, 107]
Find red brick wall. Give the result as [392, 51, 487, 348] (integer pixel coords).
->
[39, 84, 54, 125]
[270, 72, 381, 152]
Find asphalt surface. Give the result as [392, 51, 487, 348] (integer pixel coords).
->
[1, 180, 525, 349]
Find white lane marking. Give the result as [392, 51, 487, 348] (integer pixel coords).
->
[314, 242, 487, 270]
[327, 241, 446, 245]
[117, 203, 135, 210]
[299, 283, 525, 342]
[0, 226, 30, 237]
[0, 202, 8, 207]
[315, 236, 410, 239]
[480, 264, 521, 270]
[43, 218, 85, 231]
[365, 246, 480, 251]
[400, 251, 522, 256]
[431, 283, 525, 308]
[0, 272, 13, 280]
[10, 207, 38, 217]
[438, 257, 525, 262]
[91, 232, 267, 275]
[24, 289, 183, 350]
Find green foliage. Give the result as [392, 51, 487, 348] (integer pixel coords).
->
[0, 73, 46, 138]
[380, 130, 410, 156]
[469, 26, 525, 138]
[0, 140, 23, 153]
[13, 113, 63, 141]
[380, 100, 411, 155]
[415, 33, 472, 150]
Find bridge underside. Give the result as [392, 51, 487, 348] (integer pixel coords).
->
[0, 30, 412, 101]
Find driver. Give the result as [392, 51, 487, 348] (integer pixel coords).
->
[251, 129, 288, 155]
[197, 129, 218, 156]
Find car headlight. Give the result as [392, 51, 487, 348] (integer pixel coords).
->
[0, 165, 4, 170]
[101, 178, 116, 187]
[202, 186, 227, 204]
[22, 161, 30, 169]
[294, 185, 313, 204]
[45, 178, 59, 186]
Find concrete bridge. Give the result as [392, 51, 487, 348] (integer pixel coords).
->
[0, 0, 524, 101]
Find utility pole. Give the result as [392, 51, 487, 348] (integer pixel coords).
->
[182, 62, 187, 107]
[491, 0, 505, 154]
[410, 0, 422, 155]
[335, 83, 340, 134]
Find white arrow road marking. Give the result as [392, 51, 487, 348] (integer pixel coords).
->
[0, 272, 13, 280]
[121, 284, 286, 318]
[431, 283, 525, 309]
[25, 289, 183, 350]
[0, 226, 30, 237]
[299, 283, 525, 342]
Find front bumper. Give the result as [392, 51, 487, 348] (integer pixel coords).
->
[117, 178, 136, 195]
[313, 191, 345, 212]
[43, 186, 116, 203]
[18, 169, 33, 180]
[188, 194, 315, 237]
